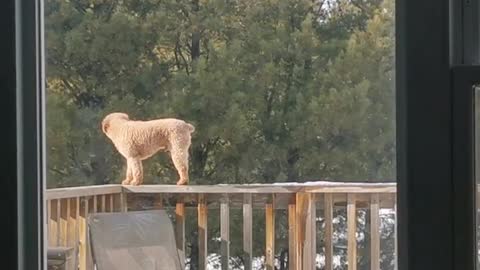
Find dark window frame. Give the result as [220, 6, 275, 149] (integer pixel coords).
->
[12, 0, 47, 269]
[2, 0, 19, 269]
[448, 0, 480, 269]
[396, 0, 454, 269]
[450, 65, 480, 270]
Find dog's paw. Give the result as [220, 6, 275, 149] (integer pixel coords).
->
[130, 180, 142, 186]
[122, 179, 132, 185]
[176, 178, 188, 185]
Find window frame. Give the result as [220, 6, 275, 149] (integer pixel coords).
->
[7, 0, 469, 269]
[449, 1, 480, 270]
[450, 65, 480, 270]
[396, 0, 455, 269]
[2, 0, 19, 269]
[13, 0, 47, 269]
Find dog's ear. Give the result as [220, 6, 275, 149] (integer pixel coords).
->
[102, 121, 110, 134]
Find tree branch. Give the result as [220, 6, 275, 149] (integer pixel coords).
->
[49, 167, 69, 176]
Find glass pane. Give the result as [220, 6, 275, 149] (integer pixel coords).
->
[43, 0, 396, 269]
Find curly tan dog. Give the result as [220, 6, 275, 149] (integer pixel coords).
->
[101, 112, 195, 186]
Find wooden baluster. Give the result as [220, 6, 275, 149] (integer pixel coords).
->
[78, 198, 89, 270]
[56, 199, 61, 246]
[59, 199, 68, 247]
[109, 194, 114, 212]
[48, 200, 57, 247]
[243, 194, 253, 270]
[74, 197, 80, 269]
[265, 194, 275, 270]
[93, 196, 98, 214]
[120, 192, 128, 212]
[324, 194, 334, 270]
[295, 193, 305, 270]
[304, 193, 316, 270]
[101, 195, 106, 212]
[154, 194, 163, 209]
[288, 195, 297, 270]
[220, 196, 230, 270]
[347, 194, 357, 270]
[370, 194, 380, 270]
[198, 194, 208, 270]
[175, 196, 186, 262]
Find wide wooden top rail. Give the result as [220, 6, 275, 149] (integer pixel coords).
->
[47, 182, 396, 200]
[46, 184, 122, 200]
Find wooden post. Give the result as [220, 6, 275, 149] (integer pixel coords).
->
[265, 195, 275, 270]
[304, 193, 316, 270]
[324, 194, 334, 270]
[243, 194, 253, 270]
[198, 194, 208, 270]
[347, 194, 357, 270]
[288, 195, 297, 270]
[295, 192, 316, 270]
[370, 194, 380, 270]
[221, 196, 230, 270]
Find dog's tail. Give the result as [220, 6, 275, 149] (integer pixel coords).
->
[186, 122, 195, 133]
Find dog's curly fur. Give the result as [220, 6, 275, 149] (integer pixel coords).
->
[101, 112, 195, 186]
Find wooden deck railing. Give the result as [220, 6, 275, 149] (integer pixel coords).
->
[46, 182, 396, 270]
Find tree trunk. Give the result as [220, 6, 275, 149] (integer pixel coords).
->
[279, 248, 288, 270]
[189, 231, 199, 270]
[191, 0, 200, 60]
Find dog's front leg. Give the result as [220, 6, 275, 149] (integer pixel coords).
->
[129, 158, 144, 186]
[122, 160, 133, 185]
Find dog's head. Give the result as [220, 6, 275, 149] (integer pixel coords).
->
[101, 112, 129, 135]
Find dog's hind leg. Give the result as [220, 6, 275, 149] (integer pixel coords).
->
[170, 147, 189, 185]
